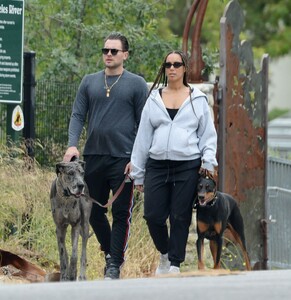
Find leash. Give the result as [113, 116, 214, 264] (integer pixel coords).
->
[88, 174, 132, 208]
[56, 173, 132, 208]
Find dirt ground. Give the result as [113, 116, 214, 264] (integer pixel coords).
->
[0, 265, 243, 285]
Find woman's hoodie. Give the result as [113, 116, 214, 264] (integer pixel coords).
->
[130, 87, 218, 185]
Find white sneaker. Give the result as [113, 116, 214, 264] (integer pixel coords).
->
[155, 253, 170, 275]
[168, 266, 180, 274]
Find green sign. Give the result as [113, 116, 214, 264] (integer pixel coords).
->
[0, 0, 24, 103]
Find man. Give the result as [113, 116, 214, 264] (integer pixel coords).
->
[63, 32, 148, 279]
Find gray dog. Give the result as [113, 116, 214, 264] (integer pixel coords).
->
[50, 159, 92, 281]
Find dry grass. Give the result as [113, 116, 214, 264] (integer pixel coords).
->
[0, 144, 172, 280]
[0, 143, 244, 282]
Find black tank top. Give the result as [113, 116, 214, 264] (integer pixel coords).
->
[159, 88, 178, 120]
[166, 108, 178, 120]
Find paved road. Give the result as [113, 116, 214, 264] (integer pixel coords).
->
[1, 269, 290, 300]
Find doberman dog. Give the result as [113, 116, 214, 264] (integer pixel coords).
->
[195, 175, 251, 271]
[50, 158, 92, 281]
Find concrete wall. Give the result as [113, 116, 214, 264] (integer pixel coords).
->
[268, 55, 291, 112]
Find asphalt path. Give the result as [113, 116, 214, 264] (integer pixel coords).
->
[1, 269, 291, 300]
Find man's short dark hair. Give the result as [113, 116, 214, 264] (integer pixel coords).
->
[105, 32, 129, 52]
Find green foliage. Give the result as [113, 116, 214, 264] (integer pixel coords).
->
[24, 0, 179, 82]
[202, 47, 220, 79]
[168, 0, 291, 61]
[240, 0, 291, 57]
[167, 1, 227, 51]
[24, 0, 291, 82]
[268, 108, 289, 121]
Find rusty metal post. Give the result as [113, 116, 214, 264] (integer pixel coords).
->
[182, 0, 209, 83]
[219, 0, 269, 270]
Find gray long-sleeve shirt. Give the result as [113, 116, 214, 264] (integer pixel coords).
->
[68, 70, 148, 157]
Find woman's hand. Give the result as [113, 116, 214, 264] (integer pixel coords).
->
[199, 168, 214, 178]
[135, 185, 144, 193]
[124, 162, 132, 174]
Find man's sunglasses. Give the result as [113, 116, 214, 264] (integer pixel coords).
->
[164, 62, 184, 69]
[102, 48, 124, 56]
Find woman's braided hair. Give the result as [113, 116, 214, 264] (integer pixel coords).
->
[148, 50, 190, 96]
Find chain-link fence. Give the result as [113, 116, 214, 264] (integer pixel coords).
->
[0, 80, 79, 166]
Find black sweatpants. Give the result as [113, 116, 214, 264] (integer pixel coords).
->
[84, 155, 134, 267]
[144, 158, 201, 267]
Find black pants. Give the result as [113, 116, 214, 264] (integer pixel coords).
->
[84, 155, 134, 267]
[144, 158, 201, 267]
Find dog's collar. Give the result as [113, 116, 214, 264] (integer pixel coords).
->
[206, 193, 217, 206]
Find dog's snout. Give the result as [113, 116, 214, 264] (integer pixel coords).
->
[198, 194, 206, 203]
[78, 183, 84, 190]
[68, 176, 85, 196]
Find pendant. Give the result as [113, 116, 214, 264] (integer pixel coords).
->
[106, 89, 110, 97]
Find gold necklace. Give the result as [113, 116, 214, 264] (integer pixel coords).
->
[104, 72, 123, 97]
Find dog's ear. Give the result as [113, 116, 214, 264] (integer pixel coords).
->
[56, 162, 66, 175]
[209, 171, 218, 187]
[78, 160, 86, 170]
[199, 168, 212, 178]
[211, 176, 217, 187]
[199, 168, 217, 182]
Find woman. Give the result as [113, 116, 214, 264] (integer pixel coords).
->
[130, 50, 218, 274]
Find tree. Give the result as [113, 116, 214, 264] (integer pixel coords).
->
[24, 0, 179, 82]
[168, 0, 291, 59]
[167, 1, 226, 51]
[240, 0, 291, 57]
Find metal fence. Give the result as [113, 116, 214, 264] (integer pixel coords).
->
[268, 156, 291, 190]
[266, 187, 291, 269]
[34, 81, 78, 164]
[267, 156, 291, 269]
[0, 81, 78, 165]
[35, 81, 78, 142]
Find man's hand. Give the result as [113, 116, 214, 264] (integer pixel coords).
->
[63, 146, 80, 162]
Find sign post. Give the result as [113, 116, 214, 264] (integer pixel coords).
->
[0, 0, 24, 141]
